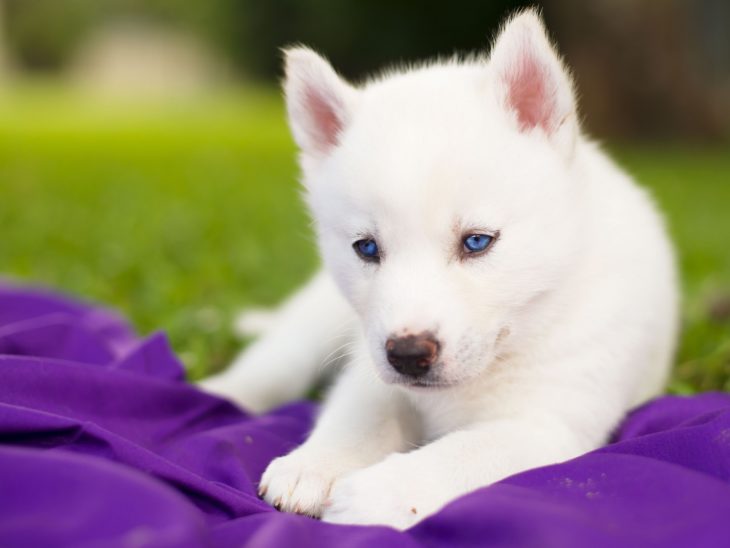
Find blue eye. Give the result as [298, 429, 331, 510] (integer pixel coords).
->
[463, 234, 494, 254]
[354, 238, 380, 262]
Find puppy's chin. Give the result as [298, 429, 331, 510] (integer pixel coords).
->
[372, 363, 462, 391]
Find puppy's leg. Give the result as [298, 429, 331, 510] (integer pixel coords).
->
[323, 382, 618, 529]
[233, 307, 279, 338]
[259, 358, 415, 517]
[323, 416, 586, 529]
[198, 270, 355, 412]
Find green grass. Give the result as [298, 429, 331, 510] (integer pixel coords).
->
[1, 84, 728, 391]
[0, 85, 317, 379]
[609, 146, 730, 393]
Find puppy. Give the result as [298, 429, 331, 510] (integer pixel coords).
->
[201, 10, 678, 529]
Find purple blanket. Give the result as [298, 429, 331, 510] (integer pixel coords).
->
[1, 286, 730, 547]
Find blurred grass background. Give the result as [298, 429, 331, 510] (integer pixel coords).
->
[0, 86, 316, 379]
[0, 0, 728, 392]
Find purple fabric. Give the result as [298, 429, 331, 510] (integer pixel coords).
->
[1, 285, 729, 547]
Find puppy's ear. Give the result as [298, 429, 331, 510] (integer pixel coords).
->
[283, 47, 358, 161]
[489, 10, 578, 155]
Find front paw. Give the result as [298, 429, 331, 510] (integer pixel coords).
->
[259, 448, 345, 517]
[322, 454, 431, 530]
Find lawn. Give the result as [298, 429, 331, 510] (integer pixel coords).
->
[1, 85, 728, 391]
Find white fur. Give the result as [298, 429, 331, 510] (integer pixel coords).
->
[200, 10, 678, 529]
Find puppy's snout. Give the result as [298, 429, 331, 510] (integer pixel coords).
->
[385, 333, 440, 378]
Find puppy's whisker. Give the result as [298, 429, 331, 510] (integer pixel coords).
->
[320, 343, 357, 370]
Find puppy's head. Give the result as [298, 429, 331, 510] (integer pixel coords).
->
[284, 11, 583, 389]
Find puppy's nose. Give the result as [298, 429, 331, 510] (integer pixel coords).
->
[385, 333, 440, 378]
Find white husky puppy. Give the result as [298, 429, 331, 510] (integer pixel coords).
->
[201, 10, 678, 529]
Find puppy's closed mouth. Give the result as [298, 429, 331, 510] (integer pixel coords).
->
[397, 378, 455, 390]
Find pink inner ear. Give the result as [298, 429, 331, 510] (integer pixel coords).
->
[305, 86, 344, 152]
[505, 48, 557, 133]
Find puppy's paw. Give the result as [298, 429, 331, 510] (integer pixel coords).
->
[322, 454, 433, 530]
[259, 449, 343, 517]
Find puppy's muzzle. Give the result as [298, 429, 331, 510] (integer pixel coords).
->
[385, 333, 440, 378]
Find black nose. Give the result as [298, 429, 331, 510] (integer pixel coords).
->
[385, 333, 440, 378]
